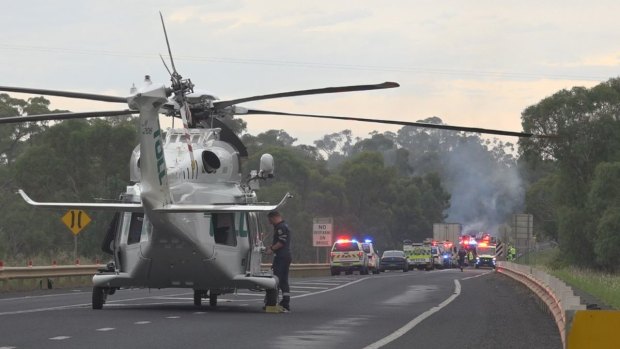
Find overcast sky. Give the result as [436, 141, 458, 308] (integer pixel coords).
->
[2, 0, 619, 145]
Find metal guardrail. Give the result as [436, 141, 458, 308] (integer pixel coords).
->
[496, 261, 585, 348]
[0, 263, 330, 283]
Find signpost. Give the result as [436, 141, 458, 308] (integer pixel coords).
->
[61, 210, 92, 261]
[313, 217, 333, 263]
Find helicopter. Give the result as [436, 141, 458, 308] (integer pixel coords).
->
[0, 14, 548, 311]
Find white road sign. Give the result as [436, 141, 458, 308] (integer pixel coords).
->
[313, 222, 333, 247]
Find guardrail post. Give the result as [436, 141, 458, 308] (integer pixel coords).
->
[27, 260, 32, 268]
[0, 260, 3, 270]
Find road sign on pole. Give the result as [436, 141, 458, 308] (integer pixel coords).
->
[62, 210, 92, 235]
[313, 217, 333, 247]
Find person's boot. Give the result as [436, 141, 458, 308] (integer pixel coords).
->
[279, 296, 290, 312]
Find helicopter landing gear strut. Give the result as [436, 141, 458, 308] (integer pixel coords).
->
[193, 290, 218, 307]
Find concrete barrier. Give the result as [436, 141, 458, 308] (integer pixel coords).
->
[496, 262, 586, 348]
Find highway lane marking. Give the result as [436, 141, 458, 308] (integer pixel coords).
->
[362, 279, 462, 349]
[134, 321, 151, 325]
[293, 282, 343, 285]
[0, 292, 193, 316]
[461, 271, 492, 280]
[292, 277, 371, 299]
[166, 316, 180, 319]
[0, 291, 86, 302]
[290, 286, 329, 289]
[0, 274, 415, 315]
[49, 336, 71, 340]
[0, 287, 147, 302]
[96, 328, 115, 331]
[0, 346, 17, 349]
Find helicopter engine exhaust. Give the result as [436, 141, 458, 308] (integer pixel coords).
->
[202, 150, 221, 173]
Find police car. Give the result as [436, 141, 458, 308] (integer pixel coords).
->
[361, 239, 381, 274]
[330, 239, 370, 275]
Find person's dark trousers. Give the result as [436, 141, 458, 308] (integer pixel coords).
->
[273, 255, 292, 309]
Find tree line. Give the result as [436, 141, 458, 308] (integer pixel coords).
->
[520, 77, 620, 271]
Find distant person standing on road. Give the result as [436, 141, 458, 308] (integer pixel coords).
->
[458, 248, 467, 272]
[265, 211, 292, 311]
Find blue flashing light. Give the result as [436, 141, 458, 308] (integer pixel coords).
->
[364, 239, 373, 243]
[443, 254, 450, 259]
[351, 239, 358, 243]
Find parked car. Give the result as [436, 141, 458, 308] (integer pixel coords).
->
[379, 250, 408, 272]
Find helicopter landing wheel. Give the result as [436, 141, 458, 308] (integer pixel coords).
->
[92, 286, 106, 310]
[193, 290, 202, 306]
[209, 292, 218, 307]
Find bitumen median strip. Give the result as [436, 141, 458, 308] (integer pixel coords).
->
[362, 279, 462, 349]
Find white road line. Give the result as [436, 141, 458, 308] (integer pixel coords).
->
[0, 346, 17, 349]
[292, 277, 371, 299]
[461, 271, 492, 281]
[0, 292, 193, 316]
[290, 286, 328, 290]
[293, 282, 342, 286]
[134, 321, 151, 325]
[193, 312, 206, 315]
[362, 279, 462, 349]
[0, 291, 85, 302]
[289, 290, 311, 294]
[49, 336, 71, 340]
[166, 316, 180, 319]
[96, 328, 115, 332]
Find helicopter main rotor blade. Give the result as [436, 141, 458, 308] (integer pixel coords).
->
[0, 86, 127, 103]
[213, 82, 400, 110]
[240, 108, 555, 138]
[0, 109, 137, 124]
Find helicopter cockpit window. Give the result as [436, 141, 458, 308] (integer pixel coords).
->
[168, 135, 178, 143]
[212, 213, 237, 246]
[127, 213, 144, 245]
[191, 134, 201, 143]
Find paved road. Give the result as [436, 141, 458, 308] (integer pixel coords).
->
[0, 268, 561, 349]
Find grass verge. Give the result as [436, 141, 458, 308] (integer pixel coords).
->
[516, 247, 620, 309]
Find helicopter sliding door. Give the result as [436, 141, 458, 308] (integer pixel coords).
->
[208, 212, 250, 275]
[117, 212, 151, 273]
[247, 212, 265, 275]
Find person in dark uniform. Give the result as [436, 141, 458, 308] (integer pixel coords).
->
[265, 211, 292, 311]
[458, 248, 467, 272]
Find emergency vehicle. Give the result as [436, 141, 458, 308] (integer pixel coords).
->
[404, 240, 433, 270]
[330, 239, 370, 275]
[429, 240, 447, 269]
[361, 239, 381, 274]
[440, 240, 456, 268]
[475, 239, 497, 269]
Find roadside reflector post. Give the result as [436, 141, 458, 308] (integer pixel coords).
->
[28, 260, 33, 267]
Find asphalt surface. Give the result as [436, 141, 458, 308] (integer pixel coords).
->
[0, 268, 561, 349]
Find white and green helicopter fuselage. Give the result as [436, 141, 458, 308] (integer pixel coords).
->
[18, 80, 289, 307]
